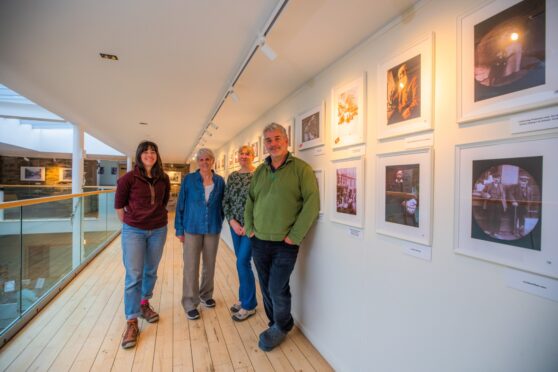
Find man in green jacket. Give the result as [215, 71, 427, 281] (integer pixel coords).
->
[244, 122, 319, 352]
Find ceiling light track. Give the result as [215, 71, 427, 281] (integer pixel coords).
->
[189, 0, 290, 161]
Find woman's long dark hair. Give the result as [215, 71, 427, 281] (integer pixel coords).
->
[135, 140, 164, 179]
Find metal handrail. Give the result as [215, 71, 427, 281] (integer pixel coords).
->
[0, 189, 114, 209]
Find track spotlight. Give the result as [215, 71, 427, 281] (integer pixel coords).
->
[23, 157, 30, 162]
[228, 88, 239, 103]
[258, 36, 277, 61]
[209, 122, 219, 130]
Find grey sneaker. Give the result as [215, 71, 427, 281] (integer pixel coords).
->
[187, 309, 200, 320]
[232, 308, 255, 322]
[230, 303, 241, 313]
[258, 326, 286, 351]
[201, 298, 216, 308]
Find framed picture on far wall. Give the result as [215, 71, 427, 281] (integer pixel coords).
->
[457, 0, 558, 123]
[296, 102, 325, 151]
[377, 33, 434, 139]
[376, 147, 433, 245]
[166, 171, 182, 184]
[278, 119, 294, 154]
[330, 157, 364, 228]
[228, 151, 234, 168]
[313, 169, 325, 215]
[455, 135, 558, 279]
[220, 153, 227, 171]
[331, 73, 366, 149]
[233, 149, 239, 167]
[20, 166, 45, 181]
[59, 168, 72, 182]
[251, 139, 260, 162]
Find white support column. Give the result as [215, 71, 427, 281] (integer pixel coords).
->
[126, 156, 132, 172]
[72, 125, 85, 268]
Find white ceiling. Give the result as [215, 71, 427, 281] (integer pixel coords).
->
[0, 0, 417, 163]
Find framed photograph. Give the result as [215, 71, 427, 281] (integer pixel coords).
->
[111, 167, 117, 175]
[296, 102, 325, 151]
[233, 149, 239, 167]
[59, 168, 72, 182]
[457, 0, 558, 123]
[228, 151, 234, 168]
[220, 153, 227, 171]
[455, 135, 558, 278]
[330, 157, 364, 228]
[376, 148, 433, 245]
[166, 171, 182, 184]
[20, 166, 45, 181]
[313, 169, 325, 215]
[331, 73, 366, 149]
[277, 119, 294, 153]
[377, 33, 434, 139]
[251, 139, 260, 161]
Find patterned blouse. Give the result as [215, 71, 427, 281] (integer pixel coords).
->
[223, 171, 253, 226]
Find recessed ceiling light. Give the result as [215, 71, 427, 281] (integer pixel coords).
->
[139, 122, 148, 125]
[100, 53, 119, 61]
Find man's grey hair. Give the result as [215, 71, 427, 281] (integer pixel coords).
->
[263, 122, 288, 139]
[196, 147, 215, 161]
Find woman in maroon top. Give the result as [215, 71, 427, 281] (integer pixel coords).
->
[114, 141, 170, 349]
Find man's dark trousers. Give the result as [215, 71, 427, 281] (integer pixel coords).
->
[251, 236, 298, 333]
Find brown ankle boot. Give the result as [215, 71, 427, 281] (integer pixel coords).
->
[140, 301, 160, 323]
[121, 318, 139, 349]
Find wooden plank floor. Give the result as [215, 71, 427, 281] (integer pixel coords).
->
[0, 228, 333, 372]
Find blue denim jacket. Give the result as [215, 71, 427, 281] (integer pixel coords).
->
[175, 170, 225, 236]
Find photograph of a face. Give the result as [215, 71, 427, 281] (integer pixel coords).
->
[336, 167, 357, 215]
[474, 0, 545, 102]
[387, 54, 421, 125]
[385, 164, 420, 227]
[471, 156, 542, 250]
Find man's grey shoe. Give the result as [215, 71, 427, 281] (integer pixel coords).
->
[258, 326, 286, 351]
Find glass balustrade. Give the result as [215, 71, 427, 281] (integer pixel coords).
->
[0, 190, 119, 338]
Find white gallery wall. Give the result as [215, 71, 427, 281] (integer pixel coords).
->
[216, 0, 558, 370]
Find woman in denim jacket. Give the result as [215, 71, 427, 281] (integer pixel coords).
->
[175, 148, 225, 320]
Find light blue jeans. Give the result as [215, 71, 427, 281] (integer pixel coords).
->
[230, 227, 257, 310]
[121, 223, 167, 320]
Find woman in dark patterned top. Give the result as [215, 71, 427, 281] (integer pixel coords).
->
[223, 145, 257, 321]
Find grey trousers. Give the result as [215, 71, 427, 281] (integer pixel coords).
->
[181, 233, 220, 312]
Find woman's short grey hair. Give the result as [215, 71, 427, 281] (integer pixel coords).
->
[196, 148, 215, 161]
[263, 122, 288, 139]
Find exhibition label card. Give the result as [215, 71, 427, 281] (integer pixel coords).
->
[403, 244, 432, 261]
[504, 268, 558, 302]
[511, 106, 558, 134]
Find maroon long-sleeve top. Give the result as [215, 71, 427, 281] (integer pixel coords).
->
[114, 166, 170, 230]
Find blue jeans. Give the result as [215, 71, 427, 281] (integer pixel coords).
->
[230, 227, 257, 310]
[121, 223, 167, 320]
[251, 236, 298, 333]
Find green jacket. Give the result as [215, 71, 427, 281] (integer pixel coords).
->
[244, 153, 319, 245]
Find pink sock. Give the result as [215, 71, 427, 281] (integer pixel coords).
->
[141, 299, 149, 305]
